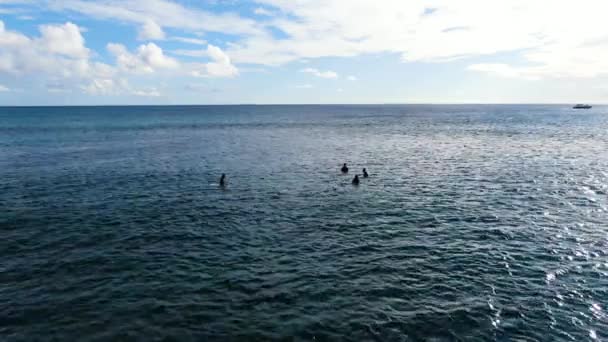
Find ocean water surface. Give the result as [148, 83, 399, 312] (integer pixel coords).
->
[2, 105, 608, 341]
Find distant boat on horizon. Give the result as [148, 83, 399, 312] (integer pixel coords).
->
[573, 104, 592, 109]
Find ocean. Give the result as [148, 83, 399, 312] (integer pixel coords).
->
[1, 105, 608, 341]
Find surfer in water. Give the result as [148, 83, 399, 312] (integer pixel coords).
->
[219, 174, 226, 187]
[362, 168, 369, 178]
[352, 175, 360, 185]
[341, 163, 349, 173]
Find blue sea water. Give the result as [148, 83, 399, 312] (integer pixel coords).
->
[1, 104, 608, 341]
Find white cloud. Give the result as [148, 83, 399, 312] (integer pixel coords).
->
[107, 43, 143, 72]
[108, 41, 236, 78]
[132, 88, 161, 97]
[467, 64, 541, 81]
[469, 42, 608, 80]
[0, 20, 29, 47]
[138, 43, 178, 69]
[0, 20, 175, 98]
[82, 78, 121, 95]
[51, 0, 264, 36]
[300, 67, 338, 79]
[46, 80, 72, 93]
[294, 84, 313, 89]
[6, 0, 608, 102]
[172, 49, 207, 58]
[236, 0, 545, 65]
[203, 44, 238, 77]
[81, 77, 162, 97]
[170, 36, 207, 45]
[253, 7, 272, 16]
[215, 0, 608, 80]
[0, 20, 110, 80]
[184, 83, 225, 93]
[0, 84, 9, 91]
[36, 0, 608, 80]
[138, 19, 165, 40]
[337, 88, 344, 92]
[108, 42, 178, 73]
[0, 19, 242, 102]
[39, 22, 90, 59]
[186, 44, 238, 78]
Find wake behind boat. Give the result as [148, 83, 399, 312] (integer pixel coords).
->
[573, 104, 592, 109]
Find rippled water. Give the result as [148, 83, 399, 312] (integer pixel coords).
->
[2, 105, 608, 341]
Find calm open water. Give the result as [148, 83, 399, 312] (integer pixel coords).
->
[2, 105, 608, 341]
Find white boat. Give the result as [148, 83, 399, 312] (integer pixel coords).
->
[573, 104, 592, 109]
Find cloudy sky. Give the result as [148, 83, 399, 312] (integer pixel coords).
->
[1, 0, 608, 105]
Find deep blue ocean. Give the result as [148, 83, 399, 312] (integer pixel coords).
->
[2, 105, 608, 341]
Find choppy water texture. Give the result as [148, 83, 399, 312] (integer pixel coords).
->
[2, 105, 608, 341]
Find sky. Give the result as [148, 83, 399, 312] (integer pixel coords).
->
[1, 0, 608, 105]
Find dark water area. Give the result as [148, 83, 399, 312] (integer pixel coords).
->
[2, 105, 608, 341]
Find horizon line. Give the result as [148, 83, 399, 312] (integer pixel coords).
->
[0, 103, 603, 108]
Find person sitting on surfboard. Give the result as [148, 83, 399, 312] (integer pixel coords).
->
[341, 163, 349, 173]
[362, 168, 369, 178]
[352, 175, 360, 185]
[219, 174, 226, 187]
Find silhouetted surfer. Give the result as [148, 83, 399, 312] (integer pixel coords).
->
[352, 175, 360, 185]
[362, 168, 369, 178]
[219, 174, 226, 187]
[341, 163, 349, 173]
